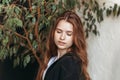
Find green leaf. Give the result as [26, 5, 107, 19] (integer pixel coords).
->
[5, 18, 23, 30]
[2, 36, 9, 46]
[29, 33, 33, 40]
[95, 1, 99, 8]
[0, 4, 4, 13]
[106, 8, 112, 17]
[14, 6, 22, 15]
[13, 18, 23, 27]
[92, 25, 99, 36]
[0, 48, 8, 60]
[113, 4, 117, 16]
[32, 17, 36, 24]
[83, 3, 89, 15]
[84, 2, 89, 8]
[51, 4, 57, 12]
[32, 41, 38, 49]
[92, 19, 96, 25]
[117, 6, 120, 16]
[2, 0, 10, 5]
[25, 14, 33, 20]
[13, 56, 20, 67]
[23, 55, 31, 67]
[6, 6, 14, 16]
[99, 9, 103, 22]
[85, 29, 89, 38]
[0, 49, 4, 60]
[64, 0, 76, 9]
[87, 12, 93, 20]
[13, 47, 18, 54]
[20, 0, 27, 3]
[0, 30, 3, 39]
[58, 0, 63, 8]
[9, 48, 13, 57]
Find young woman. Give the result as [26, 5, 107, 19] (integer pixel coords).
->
[36, 11, 90, 80]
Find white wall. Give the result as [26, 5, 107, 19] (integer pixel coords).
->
[87, 0, 120, 80]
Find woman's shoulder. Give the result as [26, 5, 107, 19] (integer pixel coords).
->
[57, 52, 82, 75]
[59, 52, 81, 63]
[57, 52, 81, 68]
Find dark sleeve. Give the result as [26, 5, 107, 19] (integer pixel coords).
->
[59, 56, 83, 80]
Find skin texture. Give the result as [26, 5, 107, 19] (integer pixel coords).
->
[54, 20, 73, 58]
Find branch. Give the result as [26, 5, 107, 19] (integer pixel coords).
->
[14, 31, 41, 65]
[2, 25, 42, 66]
[23, 24, 41, 65]
[14, 32, 27, 40]
[27, 0, 32, 12]
[34, 6, 40, 40]
[34, 7, 43, 59]
[26, 38, 41, 65]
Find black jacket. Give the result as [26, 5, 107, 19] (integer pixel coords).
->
[44, 52, 85, 80]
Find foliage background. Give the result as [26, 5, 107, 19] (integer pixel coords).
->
[0, 0, 81, 68]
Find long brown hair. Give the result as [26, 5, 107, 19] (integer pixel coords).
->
[36, 11, 90, 80]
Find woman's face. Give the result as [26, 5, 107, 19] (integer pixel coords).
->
[54, 20, 73, 51]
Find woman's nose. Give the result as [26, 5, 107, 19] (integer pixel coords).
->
[60, 33, 65, 40]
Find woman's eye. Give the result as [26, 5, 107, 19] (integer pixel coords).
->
[67, 33, 72, 36]
[56, 30, 62, 33]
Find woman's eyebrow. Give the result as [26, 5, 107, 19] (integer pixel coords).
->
[56, 28, 61, 30]
[55, 28, 62, 31]
[66, 29, 73, 34]
[56, 28, 73, 32]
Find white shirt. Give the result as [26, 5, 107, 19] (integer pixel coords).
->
[42, 56, 57, 80]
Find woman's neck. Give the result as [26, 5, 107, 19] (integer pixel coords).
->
[57, 49, 67, 59]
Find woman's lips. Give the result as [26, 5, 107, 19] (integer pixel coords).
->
[58, 41, 66, 46]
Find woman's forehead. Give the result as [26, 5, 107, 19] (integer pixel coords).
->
[56, 20, 73, 31]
